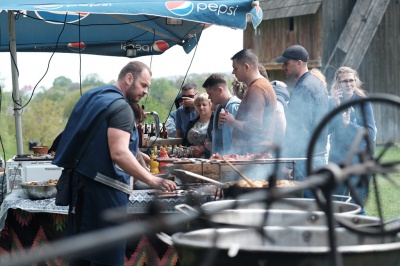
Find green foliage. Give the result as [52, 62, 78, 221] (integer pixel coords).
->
[365, 145, 400, 219]
[22, 98, 64, 148]
[81, 73, 107, 88]
[62, 87, 91, 119]
[53, 76, 72, 89]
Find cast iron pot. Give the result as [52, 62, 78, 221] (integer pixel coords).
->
[203, 209, 379, 228]
[171, 226, 400, 266]
[200, 198, 361, 215]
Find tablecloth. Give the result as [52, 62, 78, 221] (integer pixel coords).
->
[0, 189, 192, 232]
[0, 189, 204, 266]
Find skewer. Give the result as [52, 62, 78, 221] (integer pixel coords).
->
[222, 158, 258, 187]
[174, 169, 228, 188]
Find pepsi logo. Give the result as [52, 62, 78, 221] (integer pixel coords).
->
[165, 1, 194, 16]
[255, 6, 262, 19]
[67, 42, 86, 52]
[34, 5, 64, 10]
[35, 11, 89, 24]
[152, 40, 169, 53]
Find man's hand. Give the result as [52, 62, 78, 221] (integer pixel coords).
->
[191, 145, 205, 158]
[219, 109, 235, 127]
[152, 176, 177, 192]
[282, 166, 294, 180]
[181, 96, 195, 108]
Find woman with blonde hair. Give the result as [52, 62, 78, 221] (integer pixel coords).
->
[310, 68, 327, 91]
[183, 93, 213, 158]
[329, 66, 376, 215]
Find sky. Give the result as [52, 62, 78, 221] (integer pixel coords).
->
[0, 25, 243, 91]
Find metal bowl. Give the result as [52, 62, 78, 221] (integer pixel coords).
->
[172, 227, 400, 266]
[201, 198, 361, 215]
[20, 180, 57, 200]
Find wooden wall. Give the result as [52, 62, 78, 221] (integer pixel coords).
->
[322, 0, 400, 144]
[321, 0, 356, 69]
[244, 7, 323, 82]
[357, 0, 400, 144]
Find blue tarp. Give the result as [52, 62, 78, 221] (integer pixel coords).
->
[0, 0, 262, 57]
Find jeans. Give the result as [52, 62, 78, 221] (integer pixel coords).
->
[295, 156, 326, 198]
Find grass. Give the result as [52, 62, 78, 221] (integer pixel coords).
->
[365, 145, 400, 219]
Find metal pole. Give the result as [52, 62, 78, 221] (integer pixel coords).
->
[8, 11, 24, 155]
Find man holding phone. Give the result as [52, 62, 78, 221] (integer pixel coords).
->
[175, 83, 198, 138]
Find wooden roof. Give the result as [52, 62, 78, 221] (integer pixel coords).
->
[260, 0, 322, 20]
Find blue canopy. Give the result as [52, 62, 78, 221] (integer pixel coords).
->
[0, 0, 263, 154]
[0, 0, 262, 57]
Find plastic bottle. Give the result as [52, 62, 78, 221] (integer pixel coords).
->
[149, 153, 159, 174]
[158, 147, 169, 174]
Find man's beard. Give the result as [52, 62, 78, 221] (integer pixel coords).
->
[126, 86, 141, 103]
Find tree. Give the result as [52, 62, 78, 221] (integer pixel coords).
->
[82, 73, 107, 88]
[53, 76, 72, 88]
[22, 98, 65, 149]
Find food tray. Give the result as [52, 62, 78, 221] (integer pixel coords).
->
[20, 180, 57, 200]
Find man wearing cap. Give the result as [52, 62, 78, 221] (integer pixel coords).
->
[274, 45, 329, 198]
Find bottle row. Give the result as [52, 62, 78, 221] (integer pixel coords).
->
[138, 122, 168, 148]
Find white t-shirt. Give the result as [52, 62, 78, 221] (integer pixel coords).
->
[276, 101, 284, 113]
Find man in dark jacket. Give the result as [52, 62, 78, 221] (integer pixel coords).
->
[275, 45, 330, 198]
[53, 61, 176, 266]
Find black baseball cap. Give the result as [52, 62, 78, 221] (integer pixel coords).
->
[274, 45, 309, 63]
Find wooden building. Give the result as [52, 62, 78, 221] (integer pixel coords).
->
[244, 0, 400, 144]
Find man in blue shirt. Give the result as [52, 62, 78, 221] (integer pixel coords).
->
[203, 73, 241, 155]
[275, 45, 330, 198]
[175, 83, 198, 138]
[165, 93, 182, 138]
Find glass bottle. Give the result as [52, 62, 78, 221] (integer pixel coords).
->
[143, 122, 149, 146]
[138, 123, 143, 148]
[161, 122, 168, 139]
[150, 122, 155, 138]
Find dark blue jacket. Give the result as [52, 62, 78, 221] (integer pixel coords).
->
[53, 86, 132, 191]
[329, 93, 376, 163]
[283, 72, 330, 158]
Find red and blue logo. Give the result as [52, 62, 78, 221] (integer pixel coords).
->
[67, 42, 86, 52]
[153, 40, 169, 53]
[254, 5, 262, 19]
[34, 5, 89, 24]
[165, 1, 194, 16]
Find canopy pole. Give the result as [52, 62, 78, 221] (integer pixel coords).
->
[8, 11, 24, 155]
